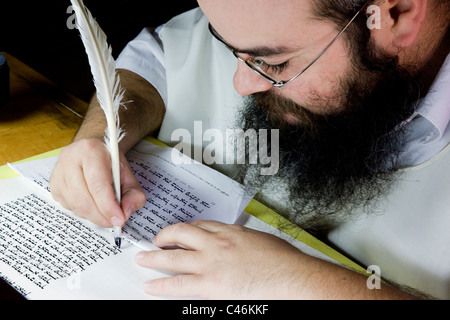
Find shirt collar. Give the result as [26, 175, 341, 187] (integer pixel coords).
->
[413, 53, 450, 142]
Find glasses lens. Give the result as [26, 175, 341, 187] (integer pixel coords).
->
[243, 53, 305, 83]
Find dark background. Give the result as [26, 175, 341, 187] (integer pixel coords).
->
[0, 0, 198, 102]
[0, 0, 198, 300]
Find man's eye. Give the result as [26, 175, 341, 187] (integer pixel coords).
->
[252, 57, 288, 75]
[267, 62, 289, 74]
[252, 57, 265, 68]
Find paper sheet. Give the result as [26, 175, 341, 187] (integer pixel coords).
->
[8, 140, 255, 250]
[1, 140, 255, 299]
[0, 177, 166, 299]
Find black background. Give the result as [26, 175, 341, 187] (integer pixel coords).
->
[0, 0, 198, 102]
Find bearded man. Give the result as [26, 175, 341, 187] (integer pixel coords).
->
[50, 0, 450, 299]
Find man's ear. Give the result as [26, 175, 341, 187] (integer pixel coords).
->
[371, 0, 428, 54]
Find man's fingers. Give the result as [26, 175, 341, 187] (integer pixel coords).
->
[143, 274, 204, 298]
[120, 157, 147, 220]
[82, 149, 125, 226]
[121, 187, 146, 220]
[152, 222, 212, 250]
[49, 138, 143, 228]
[136, 249, 201, 274]
[66, 165, 111, 227]
[190, 220, 230, 232]
[49, 164, 69, 207]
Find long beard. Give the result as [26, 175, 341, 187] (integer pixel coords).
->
[236, 51, 421, 231]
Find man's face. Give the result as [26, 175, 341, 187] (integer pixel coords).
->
[199, 0, 420, 229]
[198, 0, 353, 119]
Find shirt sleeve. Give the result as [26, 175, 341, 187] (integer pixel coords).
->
[116, 25, 167, 106]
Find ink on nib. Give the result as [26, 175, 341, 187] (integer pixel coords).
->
[115, 237, 122, 249]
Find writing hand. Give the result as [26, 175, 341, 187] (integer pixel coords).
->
[49, 138, 146, 228]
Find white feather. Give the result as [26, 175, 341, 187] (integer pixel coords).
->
[71, 0, 125, 206]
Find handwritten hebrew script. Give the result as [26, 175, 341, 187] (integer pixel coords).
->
[121, 144, 253, 248]
[0, 194, 119, 292]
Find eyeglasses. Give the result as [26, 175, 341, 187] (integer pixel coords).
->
[208, 1, 369, 89]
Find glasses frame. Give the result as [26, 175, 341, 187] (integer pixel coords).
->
[208, 1, 369, 89]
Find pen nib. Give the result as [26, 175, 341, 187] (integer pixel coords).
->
[115, 237, 122, 249]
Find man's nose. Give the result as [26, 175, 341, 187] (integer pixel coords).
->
[233, 60, 273, 96]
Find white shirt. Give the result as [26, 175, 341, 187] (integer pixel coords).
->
[116, 26, 168, 106]
[398, 53, 450, 167]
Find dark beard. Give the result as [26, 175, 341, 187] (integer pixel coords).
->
[236, 52, 421, 231]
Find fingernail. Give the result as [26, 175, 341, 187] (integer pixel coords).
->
[125, 206, 135, 218]
[110, 216, 122, 226]
[135, 251, 145, 261]
[143, 281, 152, 292]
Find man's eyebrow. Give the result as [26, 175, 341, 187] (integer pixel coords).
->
[238, 45, 294, 57]
[209, 24, 297, 57]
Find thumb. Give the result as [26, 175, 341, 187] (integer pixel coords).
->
[121, 184, 146, 221]
[119, 157, 146, 222]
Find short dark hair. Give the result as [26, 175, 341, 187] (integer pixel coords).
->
[311, 0, 371, 28]
[311, 0, 375, 71]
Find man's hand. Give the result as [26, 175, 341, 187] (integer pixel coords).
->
[135, 220, 310, 299]
[49, 70, 164, 228]
[135, 220, 417, 299]
[50, 138, 146, 227]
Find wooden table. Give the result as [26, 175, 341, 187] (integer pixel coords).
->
[0, 52, 88, 166]
[0, 52, 89, 299]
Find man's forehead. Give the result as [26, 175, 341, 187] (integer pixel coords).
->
[209, 24, 302, 57]
[198, 0, 317, 51]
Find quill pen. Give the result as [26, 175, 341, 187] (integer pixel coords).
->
[71, 0, 125, 247]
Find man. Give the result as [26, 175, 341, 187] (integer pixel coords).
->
[50, 0, 449, 299]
